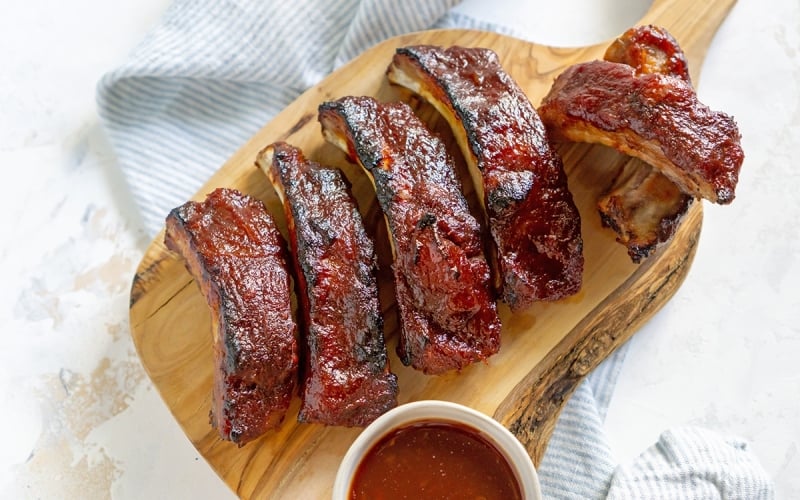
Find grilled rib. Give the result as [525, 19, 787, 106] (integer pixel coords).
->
[318, 96, 502, 375]
[257, 142, 398, 426]
[539, 59, 743, 205]
[164, 188, 298, 446]
[597, 25, 696, 262]
[387, 45, 583, 310]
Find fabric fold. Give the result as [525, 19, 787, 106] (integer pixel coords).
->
[608, 426, 774, 499]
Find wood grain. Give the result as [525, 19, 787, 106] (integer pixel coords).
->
[129, 0, 736, 496]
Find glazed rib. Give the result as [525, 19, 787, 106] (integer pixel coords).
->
[318, 96, 501, 375]
[604, 25, 691, 83]
[164, 188, 298, 446]
[387, 45, 583, 310]
[597, 25, 696, 262]
[539, 59, 743, 205]
[256, 142, 398, 426]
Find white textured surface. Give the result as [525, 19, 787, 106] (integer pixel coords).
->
[1, 0, 797, 498]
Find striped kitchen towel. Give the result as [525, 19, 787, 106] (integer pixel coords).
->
[96, 0, 774, 498]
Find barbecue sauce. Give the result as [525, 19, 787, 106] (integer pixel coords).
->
[349, 420, 522, 500]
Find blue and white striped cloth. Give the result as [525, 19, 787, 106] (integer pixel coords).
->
[97, 1, 774, 498]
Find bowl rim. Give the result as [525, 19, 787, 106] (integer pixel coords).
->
[332, 399, 542, 499]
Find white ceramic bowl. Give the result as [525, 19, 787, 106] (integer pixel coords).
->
[332, 400, 542, 499]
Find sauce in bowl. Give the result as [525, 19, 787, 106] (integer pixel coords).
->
[333, 401, 540, 500]
[349, 420, 522, 500]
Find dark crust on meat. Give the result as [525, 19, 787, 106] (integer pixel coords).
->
[388, 45, 584, 310]
[318, 96, 502, 375]
[164, 188, 298, 446]
[539, 60, 743, 204]
[597, 25, 696, 262]
[257, 142, 398, 426]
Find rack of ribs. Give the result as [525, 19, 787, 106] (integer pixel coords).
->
[257, 142, 398, 426]
[318, 96, 502, 375]
[387, 45, 584, 310]
[164, 188, 298, 446]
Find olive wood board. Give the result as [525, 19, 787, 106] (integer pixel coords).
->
[129, 0, 737, 497]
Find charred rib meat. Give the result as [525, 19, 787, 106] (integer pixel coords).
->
[597, 25, 696, 261]
[257, 142, 398, 426]
[164, 188, 298, 446]
[539, 56, 743, 205]
[318, 96, 502, 375]
[387, 45, 583, 310]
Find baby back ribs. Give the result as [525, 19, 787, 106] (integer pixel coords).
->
[597, 25, 696, 262]
[257, 142, 398, 426]
[539, 52, 743, 205]
[164, 188, 298, 446]
[387, 45, 583, 310]
[318, 96, 502, 375]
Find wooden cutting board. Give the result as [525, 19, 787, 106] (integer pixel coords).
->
[129, 0, 737, 497]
